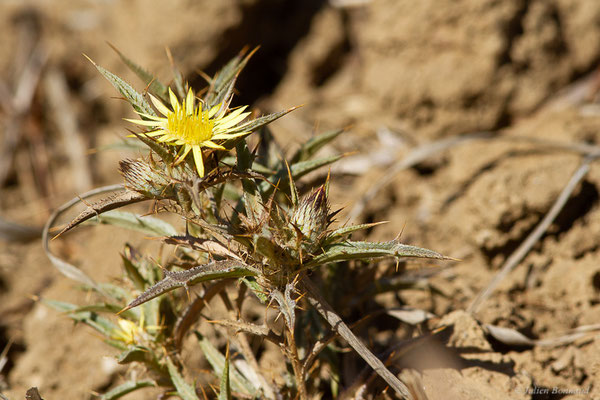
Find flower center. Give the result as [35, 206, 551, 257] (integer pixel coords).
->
[167, 103, 214, 145]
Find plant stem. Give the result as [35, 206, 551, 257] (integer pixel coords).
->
[300, 274, 413, 400]
[286, 327, 308, 400]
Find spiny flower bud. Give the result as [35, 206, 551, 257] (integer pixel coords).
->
[119, 159, 172, 198]
[292, 185, 330, 246]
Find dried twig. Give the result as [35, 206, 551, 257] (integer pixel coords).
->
[301, 274, 414, 400]
[468, 155, 598, 314]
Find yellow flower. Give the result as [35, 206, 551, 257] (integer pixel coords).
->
[127, 88, 251, 177]
[112, 318, 143, 345]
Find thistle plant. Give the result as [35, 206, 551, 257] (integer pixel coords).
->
[43, 48, 452, 400]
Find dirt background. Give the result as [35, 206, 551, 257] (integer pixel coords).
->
[2, 0, 600, 399]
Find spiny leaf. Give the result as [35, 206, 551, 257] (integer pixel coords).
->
[54, 188, 147, 238]
[285, 161, 299, 208]
[240, 277, 268, 303]
[259, 154, 344, 195]
[220, 156, 275, 175]
[195, 332, 258, 396]
[42, 299, 118, 338]
[100, 380, 156, 400]
[121, 248, 147, 291]
[270, 283, 296, 330]
[290, 154, 344, 179]
[225, 107, 300, 139]
[305, 240, 454, 268]
[116, 344, 170, 376]
[85, 55, 156, 117]
[72, 303, 136, 320]
[219, 345, 232, 400]
[166, 357, 200, 400]
[165, 46, 186, 98]
[324, 222, 388, 244]
[120, 261, 257, 312]
[108, 43, 170, 103]
[204, 47, 257, 108]
[132, 132, 177, 163]
[290, 128, 345, 164]
[90, 210, 178, 237]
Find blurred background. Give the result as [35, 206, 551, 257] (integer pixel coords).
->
[2, 0, 600, 398]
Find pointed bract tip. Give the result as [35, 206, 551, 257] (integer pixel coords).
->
[82, 53, 96, 66]
[106, 41, 121, 55]
[117, 305, 132, 315]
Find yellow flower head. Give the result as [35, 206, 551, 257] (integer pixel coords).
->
[127, 88, 251, 177]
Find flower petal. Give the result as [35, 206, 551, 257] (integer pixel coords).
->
[169, 88, 180, 110]
[124, 118, 160, 127]
[211, 130, 251, 140]
[215, 112, 251, 131]
[185, 89, 195, 115]
[174, 144, 192, 165]
[201, 140, 226, 150]
[208, 104, 221, 118]
[217, 106, 248, 125]
[149, 94, 172, 117]
[192, 146, 205, 177]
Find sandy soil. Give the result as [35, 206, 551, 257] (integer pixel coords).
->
[1, 0, 600, 399]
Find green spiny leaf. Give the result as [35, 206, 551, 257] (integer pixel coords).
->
[85, 55, 156, 117]
[121, 248, 147, 291]
[290, 154, 344, 179]
[225, 107, 299, 139]
[72, 303, 136, 320]
[90, 210, 178, 237]
[324, 222, 388, 244]
[100, 380, 156, 400]
[290, 129, 345, 164]
[240, 277, 268, 303]
[204, 48, 257, 108]
[219, 345, 232, 400]
[109, 43, 169, 103]
[166, 357, 200, 400]
[195, 332, 257, 396]
[42, 299, 118, 338]
[121, 261, 257, 312]
[306, 240, 453, 268]
[132, 132, 177, 163]
[117, 345, 155, 365]
[220, 156, 275, 175]
[259, 154, 344, 196]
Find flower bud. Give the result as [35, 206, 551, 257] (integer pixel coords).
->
[292, 185, 330, 245]
[119, 159, 172, 198]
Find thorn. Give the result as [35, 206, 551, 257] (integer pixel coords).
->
[394, 222, 407, 241]
[82, 53, 95, 66]
[185, 283, 191, 303]
[143, 77, 156, 95]
[117, 304, 131, 315]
